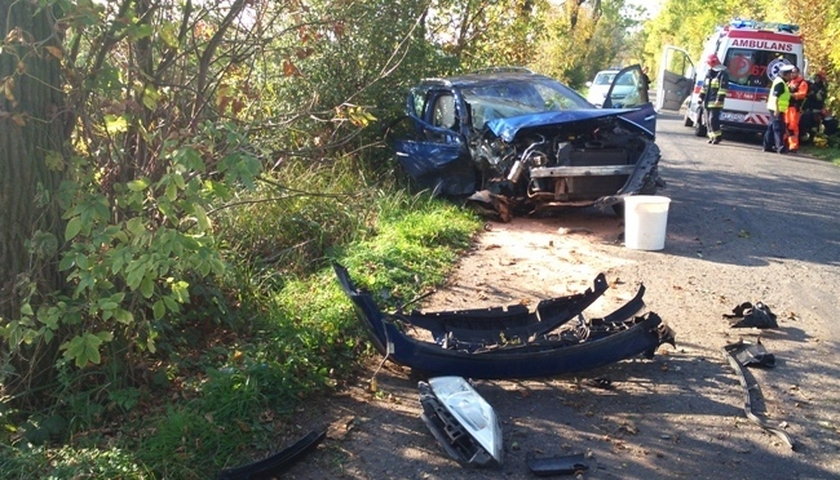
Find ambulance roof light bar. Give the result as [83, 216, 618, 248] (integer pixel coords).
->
[728, 19, 799, 34]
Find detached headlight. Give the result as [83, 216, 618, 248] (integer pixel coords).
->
[418, 376, 503, 467]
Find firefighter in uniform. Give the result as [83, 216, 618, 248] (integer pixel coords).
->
[698, 54, 729, 144]
[764, 64, 794, 153]
[801, 71, 828, 141]
[785, 67, 808, 153]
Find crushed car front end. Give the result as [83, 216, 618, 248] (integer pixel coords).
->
[393, 69, 663, 219]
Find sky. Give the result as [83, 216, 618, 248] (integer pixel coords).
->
[627, 0, 664, 20]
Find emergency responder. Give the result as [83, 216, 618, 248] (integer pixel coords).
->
[698, 54, 729, 144]
[764, 64, 794, 153]
[785, 67, 808, 153]
[801, 71, 828, 139]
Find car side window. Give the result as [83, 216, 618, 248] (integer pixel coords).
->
[432, 93, 457, 130]
[408, 87, 430, 119]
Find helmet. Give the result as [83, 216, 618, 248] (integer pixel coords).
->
[707, 54, 721, 67]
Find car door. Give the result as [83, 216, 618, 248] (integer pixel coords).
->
[602, 65, 657, 135]
[392, 87, 476, 195]
[656, 46, 695, 111]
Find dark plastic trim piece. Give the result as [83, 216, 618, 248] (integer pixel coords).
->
[334, 263, 674, 379]
[722, 339, 794, 450]
[527, 453, 590, 476]
[217, 429, 326, 480]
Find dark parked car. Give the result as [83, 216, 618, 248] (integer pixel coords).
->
[392, 66, 662, 219]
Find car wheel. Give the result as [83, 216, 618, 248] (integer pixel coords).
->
[683, 112, 694, 127]
[612, 203, 624, 217]
[694, 111, 707, 137]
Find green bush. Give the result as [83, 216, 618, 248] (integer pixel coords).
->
[0, 445, 147, 479]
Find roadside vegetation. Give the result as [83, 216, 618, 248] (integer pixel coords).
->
[2, 1, 839, 478]
[804, 140, 840, 166]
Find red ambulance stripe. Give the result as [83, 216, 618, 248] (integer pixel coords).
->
[728, 90, 769, 102]
[727, 30, 802, 44]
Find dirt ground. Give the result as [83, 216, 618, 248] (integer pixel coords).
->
[277, 211, 839, 479]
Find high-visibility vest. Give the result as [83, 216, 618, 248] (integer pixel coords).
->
[767, 76, 791, 113]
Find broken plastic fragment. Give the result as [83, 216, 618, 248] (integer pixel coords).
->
[217, 429, 326, 479]
[722, 340, 794, 450]
[527, 452, 591, 476]
[724, 301, 778, 329]
[418, 376, 503, 467]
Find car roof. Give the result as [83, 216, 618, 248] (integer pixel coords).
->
[418, 69, 559, 89]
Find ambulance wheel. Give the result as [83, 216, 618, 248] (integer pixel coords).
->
[684, 112, 694, 127]
[694, 112, 707, 137]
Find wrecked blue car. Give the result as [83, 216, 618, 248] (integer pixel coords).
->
[392, 66, 662, 219]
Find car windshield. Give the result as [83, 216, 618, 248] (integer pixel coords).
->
[462, 77, 592, 129]
[594, 72, 616, 85]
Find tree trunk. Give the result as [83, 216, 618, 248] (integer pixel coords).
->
[0, 1, 67, 323]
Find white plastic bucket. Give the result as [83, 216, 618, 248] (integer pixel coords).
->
[624, 195, 671, 251]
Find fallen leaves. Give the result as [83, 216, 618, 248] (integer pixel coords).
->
[327, 415, 356, 441]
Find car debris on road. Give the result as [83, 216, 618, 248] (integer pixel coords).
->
[723, 339, 795, 450]
[333, 262, 675, 379]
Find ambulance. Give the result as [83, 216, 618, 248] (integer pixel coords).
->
[656, 19, 805, 136]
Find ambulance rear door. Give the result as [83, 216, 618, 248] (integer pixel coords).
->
[721, 47, 799, 129]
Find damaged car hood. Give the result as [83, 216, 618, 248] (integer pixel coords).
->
[486, 109, 636, 142]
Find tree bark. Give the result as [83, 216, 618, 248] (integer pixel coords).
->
[0, 1, 68, 321]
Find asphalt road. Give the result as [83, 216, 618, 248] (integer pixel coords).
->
[283, 112, 840, 479]
[654, 111, 840, 340]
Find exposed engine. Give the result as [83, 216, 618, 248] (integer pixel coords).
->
[468, 118, 656, 208]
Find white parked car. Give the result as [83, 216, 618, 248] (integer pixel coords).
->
[586, 69, 637, 107]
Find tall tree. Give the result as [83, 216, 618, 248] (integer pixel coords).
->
[0, 2, 67, 327]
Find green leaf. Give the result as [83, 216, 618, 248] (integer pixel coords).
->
[141, 85, 161, 110]
[104, 114, 128, 134]
[171, 280, 190, 303]
[99, 301, 118, 311]
[162, 295, 179, 313]
[96, 331, 114, 342]
[114, 309, 134, 325]
[126, 217, 146, 236]
[165, 180, 178, 201]
[140, 276, 155, 299]
[174, 147, 205, 171]
[126, 267, 145, 290]
[152, 300, 166, 320]
[59, 253, 75, 271]
[61, 333, 105, 367]
[64, 217, 82, 241]
[127, 178, 149, 192]
[20, 303, 34, 316]
[44, 151, 65, 171]
[193, 205, 211, 232]
[76, 254, 89, 270]
[160, 22, 179, 48]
